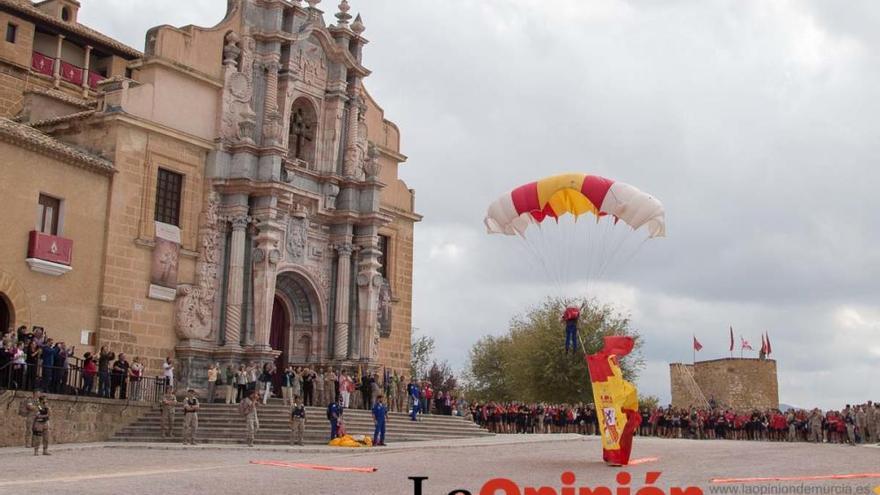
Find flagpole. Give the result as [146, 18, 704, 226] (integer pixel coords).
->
[693, 334, 696, 364]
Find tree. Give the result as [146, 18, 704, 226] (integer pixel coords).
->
[640, 394, 660, 411]
[411, 333, 435, 379]
[465, 297, 644, 403]
[426, 360, 457, 392]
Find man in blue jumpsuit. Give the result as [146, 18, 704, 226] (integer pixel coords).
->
[409, 381, 420, 421]
[372, 394, 388, 446]
[327, 398, 342, 441]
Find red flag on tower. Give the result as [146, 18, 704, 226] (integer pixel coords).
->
[741, 336, 753, 351]
[693, 336, 703, 351]
[729, 326, 734, 352]
[765, 332, 772, 356]
[760, 334, 767, 355]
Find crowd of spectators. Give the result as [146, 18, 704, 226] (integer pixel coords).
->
[468, 400, 880, 445]
[0, 325, 164, 400]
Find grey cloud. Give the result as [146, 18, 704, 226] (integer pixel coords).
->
[81, 0, 880, 409]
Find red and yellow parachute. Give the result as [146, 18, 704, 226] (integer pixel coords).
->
[484, 173, 666, 238]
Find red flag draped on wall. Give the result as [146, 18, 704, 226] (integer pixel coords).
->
[586, 336, 640, 466]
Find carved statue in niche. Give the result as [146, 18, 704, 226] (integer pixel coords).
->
[286, 214, 309, 261]
[175, 192, 221, 341]
[377, 278, 392, 338]
[362, 143, 381, 180]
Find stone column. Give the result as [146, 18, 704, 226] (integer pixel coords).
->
[342, 81, 361, 177]
[81, 45, 92, 96]
[356, 232, 382, 362]
[53, 34, 65, 88]
[251, 220, 283, 352]
[262, 59, 283, 147]
[224, 213, 250, 348]
[333, 242, 353, 359]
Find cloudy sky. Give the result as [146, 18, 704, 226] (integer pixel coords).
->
[80, 0, 880, 409]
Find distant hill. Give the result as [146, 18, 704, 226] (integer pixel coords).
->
[779, 403, 799, 411]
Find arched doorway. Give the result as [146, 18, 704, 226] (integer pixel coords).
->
[269, 295, 289, 394]
[274, 269, 324, 366]
[0, 293, 10, 334]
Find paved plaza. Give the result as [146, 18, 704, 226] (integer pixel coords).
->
[0, 435, 878, 495]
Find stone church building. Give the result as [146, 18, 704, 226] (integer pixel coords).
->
[0, 0, 418, 390]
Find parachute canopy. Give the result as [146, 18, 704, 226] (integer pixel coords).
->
[484, 173, 666, 238]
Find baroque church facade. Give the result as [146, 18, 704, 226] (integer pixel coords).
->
[0, 0, 418, 390]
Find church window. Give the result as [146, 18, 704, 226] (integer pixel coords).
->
[61, 7, 71, 22]
[37, 194, 60, 235]
[154, 168, 183, 226]
[6, 23, 17, 44]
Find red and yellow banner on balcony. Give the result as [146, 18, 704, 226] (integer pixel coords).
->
[586, 336, 641, 466]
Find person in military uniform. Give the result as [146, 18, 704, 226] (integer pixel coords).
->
[182, 389, 200, 445]
[396, 374, 407, 413]
[241, 389, 260, 447]
[315, 368, 325, 407]
[160, 387, 177, 438]
[809, 409, 823, 443]
[31, 394, 50, 456]
[327, 398, 342, 441]
[387, 372, 398, 413]
[372, 394, 388, 446]
[21, 390, 39, 447]
[290, 394, 306, 446]
[871, 402, 880, 444]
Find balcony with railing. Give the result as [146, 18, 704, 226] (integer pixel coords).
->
[26, 230, 73, 276]
[32, 50, 106, 90]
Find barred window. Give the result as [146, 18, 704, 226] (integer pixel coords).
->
[154, 168, 183, 226]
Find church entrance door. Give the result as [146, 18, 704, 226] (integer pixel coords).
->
[269, 295, 289, 395]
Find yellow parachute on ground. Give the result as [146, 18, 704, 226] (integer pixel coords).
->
[328, 435, 373, 448]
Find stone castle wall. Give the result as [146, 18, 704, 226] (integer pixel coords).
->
[670, 358, 779, 410]
[0, 391, 153, 448]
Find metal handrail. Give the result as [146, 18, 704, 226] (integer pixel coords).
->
[0, 360, 163, 402]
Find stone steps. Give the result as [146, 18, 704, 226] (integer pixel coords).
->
[111, 403, 492, 445]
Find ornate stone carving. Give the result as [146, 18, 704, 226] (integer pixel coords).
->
[223, 31, 241, 67]
[351, 14, 365, 35]
[220, 35, 257, 145]
[323, 183, 340, 210]
[286, 214, 309, 261]
[175, 192, 221, 341]
[252, 247, 265, 263]
[269, 249, 282, 265]
[335, 243, 353, 257]
[293, 44, 327, 89]
[362, 142, 381, 180]
[335, 0, 352, 28]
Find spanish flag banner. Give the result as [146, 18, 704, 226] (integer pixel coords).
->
[586, 336, 641, 466]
